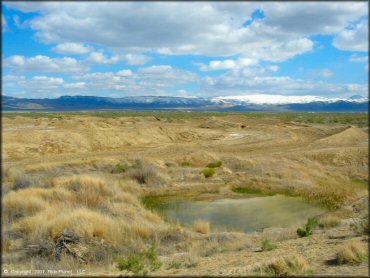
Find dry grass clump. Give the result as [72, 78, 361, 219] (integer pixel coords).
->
[336, 241, 368, 265]
[3, 191, 49, 223]
[11, 207, 152, 249]
[193, 220, 210, 234]
[4, 172, 167, 264]
[255, 254, 312, 276]
[303, 183, 353, 209]
[319, 215, 342, 229]
[2, 188, 73, 224]
[125, 159, 163, 186]
[129, 164, 156, 184]
[53, 174, 137, 208]
[200, 168, 215, 178]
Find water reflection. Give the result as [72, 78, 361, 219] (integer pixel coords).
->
[151, 195, 325, 232]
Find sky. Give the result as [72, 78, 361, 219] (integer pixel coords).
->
[2, 1, 369, 99]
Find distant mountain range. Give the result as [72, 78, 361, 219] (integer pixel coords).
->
[2, 94, 369, 112]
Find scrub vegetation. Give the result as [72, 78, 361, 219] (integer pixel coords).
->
[2, 112, 368, 276]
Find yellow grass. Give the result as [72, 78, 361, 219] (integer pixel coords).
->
[256, 254, 313, 276]
[193, 220, 210, 234]
[319, 215, 342, 229]
[336, 241, 368, 265]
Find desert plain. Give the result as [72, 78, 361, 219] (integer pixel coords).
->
[1, 112, 368, 276]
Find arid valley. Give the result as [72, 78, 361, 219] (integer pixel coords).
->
[2, 112, 368, 276]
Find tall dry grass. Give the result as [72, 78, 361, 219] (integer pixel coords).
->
[255, 254, 313, 276]
[193, 220, 210, 234]
[336, 241, 368, 265]
[3, 170, 172, 268]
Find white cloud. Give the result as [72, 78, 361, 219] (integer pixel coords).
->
[63, 82, 86, 89]
[71, 65, 198, 95]
[200, 58, 259, 71]
[52, 42, 92, 55]
[319, 69, 334, 78]
[137, 65, 198, 86]
[3, 75, 90, 98]
[4, 55, 85, 73]
[86, 51, 120, 65]
[3, 2, 368, 99]
[13, 15, 28, 29]
[261, 2, 367, 35]
[31, 76, 64, 85]
[349, 54, 368, 63]
[200, 74, 367, 98]
[121, 54, 151, 65]
[3, 75, 26, 82]
[6, 2, 366, 61]
[2, 14, 7, 30]
[333, 19, 368, 52]
[268, 65, 279, 72]
[253, 38, 314, 62]
[116, 69, 133, 77]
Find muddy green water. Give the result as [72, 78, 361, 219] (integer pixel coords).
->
[148, 195, 326, 232]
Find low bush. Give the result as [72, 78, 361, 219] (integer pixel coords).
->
[167, 260, 182, 269]
[231, 187, 276, 196]
[297, 217, 319, 237]
[13, 171, 34, 190]
[350, 217, 369, 236]
[200, 168, 215, 178]
[256, 254, 312, 276]
[112, 163, 130, 173]
[180, 161, 192, 167]
[319, 215, 341, 229]
[117, 245, 162, 276]
[206, 161, 222, 168]
[132, 159, 143, 169]
[336, 241, 368, 265]
[128, 160, 156, 184]
[261, 239, 277, 251]
[193, 220, 210, 234]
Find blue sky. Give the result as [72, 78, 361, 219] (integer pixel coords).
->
[2, 2, 368, 99]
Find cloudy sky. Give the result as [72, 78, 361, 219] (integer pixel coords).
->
[2, 1, 369, 99]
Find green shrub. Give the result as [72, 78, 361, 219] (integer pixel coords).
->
[231, 187, 276, 196]
[112, 162, 130, 173]
[200, 168, 215, 178]
[206, 161, 222, 168]
[128, 159, 156, 184]
[117, 245, 162, 276]
[262, 239, 277, 251]
[297, 217, 319, 237]
[117, 253, 145, 276]
[180, 161, 192, 167]
[132, 159, 143, 169]
[167, 260, 182, 269]
[297, 227, 308, 238]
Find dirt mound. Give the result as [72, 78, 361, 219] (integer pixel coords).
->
[314, 126, 368, 146]
[200, 117, 238, 129]
[181, 151, 217, 167]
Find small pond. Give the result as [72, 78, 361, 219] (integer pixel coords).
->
[145, 194, 326, 233]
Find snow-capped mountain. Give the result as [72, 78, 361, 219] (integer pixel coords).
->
[212, 94, 368, 105]
[3, 94, 368, 112]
